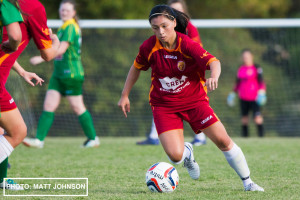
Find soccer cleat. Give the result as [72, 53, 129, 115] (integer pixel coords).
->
[0, 179, 24, 191]
[183, 142, 200, 180]
[244, 182, 264, 192]
[82, 136, 100, 148]
[136, 137, 160, 145]
[191, 138, 206, 146]
[22, 138, 44, 148]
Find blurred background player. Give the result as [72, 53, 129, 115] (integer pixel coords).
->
[119, 5, 264, 191]
[0, 0, 60, 190]
[137, 0, 207, 146]
[227, 49, 266, 137]
[23, 0, 99, 148]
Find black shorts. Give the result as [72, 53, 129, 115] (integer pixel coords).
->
[240, 100, 261, 117]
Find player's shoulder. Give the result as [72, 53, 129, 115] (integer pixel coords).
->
[19, 0, 45, 14]
[178, 32, 199, 49]
[139, 35, 157, 56]
[187, 21, 197, 31]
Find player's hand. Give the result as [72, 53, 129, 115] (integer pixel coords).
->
[205, 78, 218, 92]
[1, 40, 18, 54]
[30, 56, 44, 65]
[22, 71, 44, 86]
[118, 96, 130, 118]
[49, 28, 59, 44]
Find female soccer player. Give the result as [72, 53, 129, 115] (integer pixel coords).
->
[227, 49, 266, 137]
[118, 5, 264, 191]
[137, 0, 206, 146]
[0, 0, 60, 190]
[23, 0, 99, 148]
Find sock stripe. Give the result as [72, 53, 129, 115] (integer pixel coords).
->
[241, 176, 250, 180]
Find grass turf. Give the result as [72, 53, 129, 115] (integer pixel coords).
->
[2, 137, 300, 199]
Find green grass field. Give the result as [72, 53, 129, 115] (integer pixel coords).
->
[3, 137, 300, 200]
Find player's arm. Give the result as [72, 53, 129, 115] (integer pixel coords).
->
[118, 65, 141, 117]
[206, 60, 221, 92]
[39, 29, 60, 62]
[1, 22, 22, 53]
[12, 61, 44, 86]
[30, 41, 69, 65]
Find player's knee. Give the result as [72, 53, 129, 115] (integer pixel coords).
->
[43, 102, 58, 112]
[254, 115, 263, 124]
[241, 116, 249, 125]
[167, 150, 184, 162]
[71, 104, 86, 115]
[216, 138, 233, 151]
[9, 124, 27, 147]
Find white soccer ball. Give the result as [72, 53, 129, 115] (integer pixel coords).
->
[145, 162, 179, 193]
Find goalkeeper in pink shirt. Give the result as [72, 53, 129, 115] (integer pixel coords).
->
[227, 49, 266, 137]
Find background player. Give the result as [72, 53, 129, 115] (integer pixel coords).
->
[23, 0, 99, 148]
[118, 5, 264, 191]
[227, 49, 266, 137]
[137, 0, 207, 146]
[0, 0, 60, 190]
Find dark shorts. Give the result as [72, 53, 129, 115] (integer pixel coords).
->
[240, 100, 261, 117]
[152, 102, 220, 135]
[48, 76, 84, 96]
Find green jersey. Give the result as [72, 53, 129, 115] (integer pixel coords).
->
[54, 18, 84, 79]
[0, 0, 23, 43]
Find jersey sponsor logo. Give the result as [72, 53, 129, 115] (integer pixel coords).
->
[159, 75, 190, 93]
[200, 51, 208, 59]
[9, 98, 14, 104]
[177, 61, 186, 71]
[201, 115, 213, 124]
[164, 55, 177, 59]
[42, 28, 50, 35]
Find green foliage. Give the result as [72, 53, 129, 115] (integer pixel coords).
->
[6, 137, 300, 199]
[39, 0, 298, 19]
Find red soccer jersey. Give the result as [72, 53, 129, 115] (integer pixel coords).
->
[186, 21, 202, 46]
[0, 0, 52, 87]
[134, 32, 218, 112]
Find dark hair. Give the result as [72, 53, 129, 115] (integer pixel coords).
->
[149, 5, 189, 34]
[241, 48, 252, 54]
[60, 0, 80, 26]
[167, 0, 190, 17]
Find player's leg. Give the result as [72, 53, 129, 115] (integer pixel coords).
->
[240, 100, 250, 137]
[153, 108, 199, 179]
[203, 121, 264, 191]
[67, 95, 98, 147]
[23, 89, 61, 148]
[137, 118, 159, 145]
[159, 129, 200, 180]
[0, 108, 27, 162]
[253, 102, 264, 137]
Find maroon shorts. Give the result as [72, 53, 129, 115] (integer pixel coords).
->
[0, 89, 17, 112]
[152, 102, 219, 135]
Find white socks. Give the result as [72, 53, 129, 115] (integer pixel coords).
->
[148, 119, 158, 140]
[168, 144, 191, 165]
[0, 135, 14, 163]
[223, 143, 253, 187]
[194, 132, 206, 141]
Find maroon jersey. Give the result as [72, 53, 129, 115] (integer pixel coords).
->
[0, 0, 52, 91]
[186, 21, 202, 46]
[134, 32, 218, 111]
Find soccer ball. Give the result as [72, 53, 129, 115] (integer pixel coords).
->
[145, 162, 179, 193]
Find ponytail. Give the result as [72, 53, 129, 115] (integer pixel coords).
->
[149, 5, 189, 34]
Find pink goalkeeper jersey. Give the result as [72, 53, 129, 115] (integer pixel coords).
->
[234, 65, 266, 101]
[134, 32, 218, 111]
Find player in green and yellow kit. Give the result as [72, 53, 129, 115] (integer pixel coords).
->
[23, 0, 99, 148]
